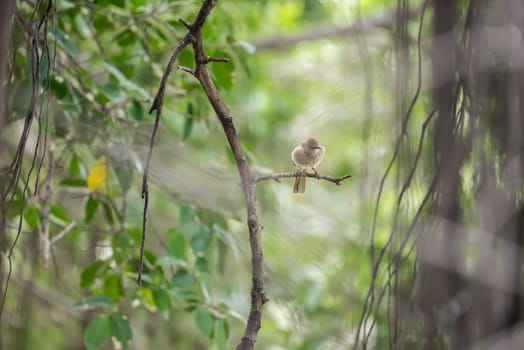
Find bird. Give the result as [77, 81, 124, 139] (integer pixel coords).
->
[291, 137, 325, 194]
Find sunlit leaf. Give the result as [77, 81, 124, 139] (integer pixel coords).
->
[137, 288, 156, 311]
[103, 274, 124, 301]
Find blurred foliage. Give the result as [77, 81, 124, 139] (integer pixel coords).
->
[1, 0, 434, 349]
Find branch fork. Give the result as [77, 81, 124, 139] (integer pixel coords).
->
[142, 1, 349, 349]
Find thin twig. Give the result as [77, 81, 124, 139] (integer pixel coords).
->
[255, 172, 351, 186]
[354, 1, 430, 347]
[137, 25, 193, 286]
[50, 221, 77, 245]
[41, 138, 54, 268]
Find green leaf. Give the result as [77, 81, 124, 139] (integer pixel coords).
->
[180, 205, 195, 224]
[103, 63, 150, 99]
[115, 29, 137, 46]
[74, 14, 91, 38]
[167, 228, 186, 259]
[39, 52, 51, 85]
[171, 269, 194, 290]
[25, 51, 51, 85]
[110, 314, 133, 349]
[6, 200, 23, 219]
[76, 295, 114, 309]
[84, 316, 111, 350]
[24, 206, 41, 229]
[195, 307, 214, 338]
[155, 256, 186, 268]
[216, 319, 229, 350]
[182, 116, 194, 141]
[177, 48, 193, 67]
[101, 200, 114, 225]
[69, 153, 82, 176]
[53, 28, 79, 58]
[101, 83, 126, 103]
[92, 13, 114, 32]
[129, 100, 144, 121]
[11, 80, 32, 118]
[114, 162, 133, 193]
[103, 274, 124, 301]
[84, 196, 99, 223]
[60, 178, 87, 187]
[49, 75, 69, 100]
[210, 50, 234, 90]
[112, 233, 133, 265]
[50, 204, 71, 226]
[195, 256, 209, 274]
[80, 260, 109, 288]
[152, 288, 171, 311]
[98, 0, 125, 8]
[191, 227, 212, 253]
[137, 288, 156, 311]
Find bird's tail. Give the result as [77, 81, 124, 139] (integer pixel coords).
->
[293, 171, 306, 194]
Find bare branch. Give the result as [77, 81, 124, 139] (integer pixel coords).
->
[177, 65, 195, 75]
[178, 18, 192, 30]
[50, 221, 77, 245]
[255, 172, 352, 186]
[143, 2, 268, 348]
[254, 4, 424, 52]
[205, 56, 230, 63]
[41, 138, 54, 268]
[138, 4, 196, 285]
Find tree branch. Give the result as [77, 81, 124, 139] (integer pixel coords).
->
[253, 4, 424, 52]
[255, 172, 352, 186]
[145, 1, 267, 349]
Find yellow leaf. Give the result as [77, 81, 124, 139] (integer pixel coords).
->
[87, 157, 107, 193]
